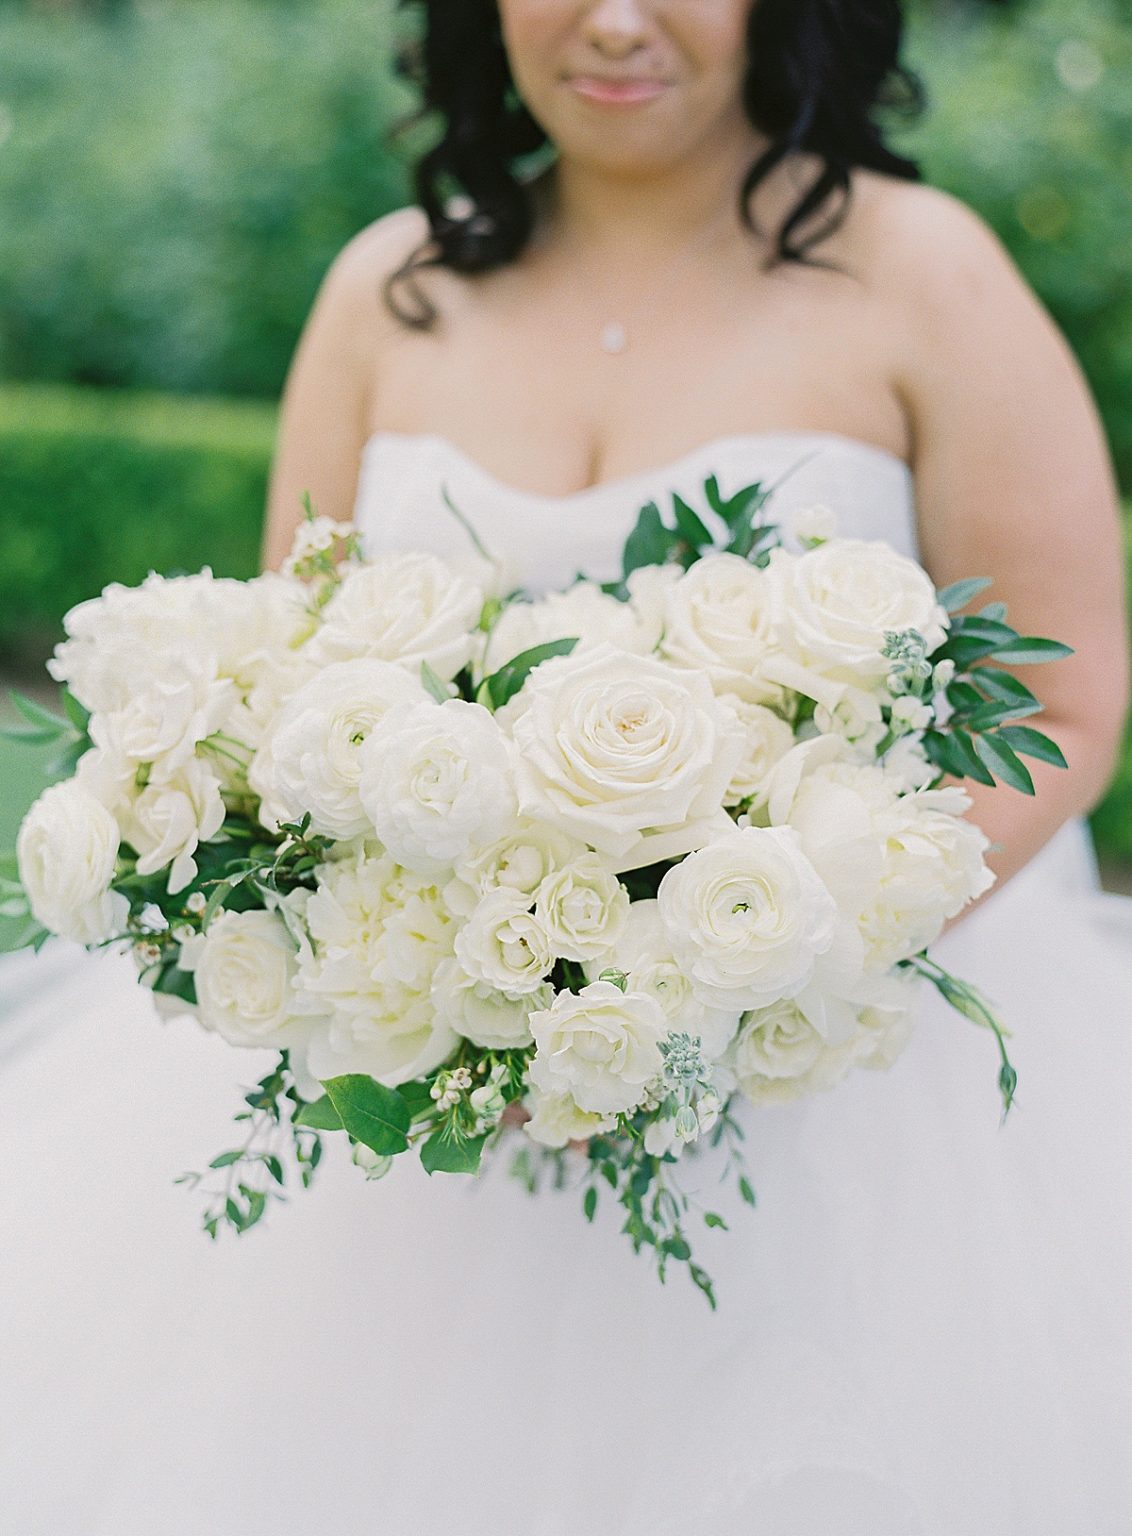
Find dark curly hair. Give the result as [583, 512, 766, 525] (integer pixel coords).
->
[383, 0, 926, 326]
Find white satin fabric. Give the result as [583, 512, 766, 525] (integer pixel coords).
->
[1, 431, 1130, 1535]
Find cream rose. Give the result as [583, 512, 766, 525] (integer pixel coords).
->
[482, 580, 659, 677]
[532, 854, 629, 962]
[16, 780, 128, 945]
[718, 695, 796, 810]
[726, 996, 858, 1105]
[431, 956, 551, 1050]
[527, 980, 667, 1116]
[357, 697, 517, 875]
[116, 759, 226, 895]
[179, 908, 314, 1050]
[453, 888, 555, 996]
[658, 552, 788, 705]
[657, 825, 837, 1011]
[502, 642, 743, 870]
[249, 658, 425, 839]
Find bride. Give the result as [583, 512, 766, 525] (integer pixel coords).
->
[2, 1, 1130, 1531]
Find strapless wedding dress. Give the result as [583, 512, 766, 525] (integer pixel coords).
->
[2, 430, 1130, 1535]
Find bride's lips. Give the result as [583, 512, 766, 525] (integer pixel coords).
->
[567, 76, 669, 106]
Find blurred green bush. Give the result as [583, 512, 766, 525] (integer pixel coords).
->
[0, 383, 274, 666]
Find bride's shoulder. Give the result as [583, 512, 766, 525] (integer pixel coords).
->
[314, 205, 446, 337]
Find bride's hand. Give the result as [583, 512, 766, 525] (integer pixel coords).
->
[500, 1099, 589, 1154]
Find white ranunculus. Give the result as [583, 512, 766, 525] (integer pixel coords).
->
[453, 888, 554, 996]
[431, 956, 551, 1050]
[16, 780, 128, 945]
[248, 658, 425, 839]
[658, 553, 787, 705]
[118, 759, 226, 895]
[768, 538, 949, 685]
[305, 552, 483, 680]
[357, 697, 517, 875]
[179, 908, 315, 1050]
[657, 825, 837, 1011]
[718, 695, 796, 810]
[482, 580, 659, 678]
[501, 642, 745, 870]
[522, 1088, 612, 1149]
[532, 854, 629, 962]
[527, 980, 667, 1116]
[583, 899, 740, 1060]
[293, 847, 459, 1086]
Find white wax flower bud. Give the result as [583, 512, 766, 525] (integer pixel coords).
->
[890, 695, 933, 731]
[788, 503, 838, 546]
[185, 891, 207, 915]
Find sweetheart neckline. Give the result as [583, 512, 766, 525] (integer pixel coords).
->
[360, 428, 913, 510]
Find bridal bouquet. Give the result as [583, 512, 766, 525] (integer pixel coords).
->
[5, 471, 1071, 1306]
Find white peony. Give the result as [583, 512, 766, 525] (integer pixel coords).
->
[16, 779, 128, 945]
[532, 853, 629, 962]
[248, 658, 425, 839]
[88, 657, 235, 775]
[522, 1088, 612, 1149]
[179, 908, 316, 1050]
[768, 538, 948, 686]
[657, 825, 837, 1011]
[305, 552, 483, 680]
[357, 697, 517, 875]
[718, 695, 796, 810]
[431, 956, 551, 1050]
[453, 888, 554, 996]
[527, 980, 667, 1116]
[482, 580, 659, 677]
[502, 642, 744, 870]
[658, 553, 788, 705]
[293, 846, 459, 1086]
[583, 899, 740, 1060]
[117, 758, 226, 895]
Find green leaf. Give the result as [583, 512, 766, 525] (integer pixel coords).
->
[396, 1079, 438, 1120]
[989, 636, 1074, 664]
[419, 661, 449, 704]
[978, 601, 1008, 623]
[62, 689, 91, 733]
[481, 637, 579, 710]
[583, 1185, 598, 1222]
[322, 1075, 410, 1155]
[419, 1128, 489, 1175]
[949, 729, 998, 787]
[670, 493, 712, 548]
[292, 1094, 344, 1131]
[972, 667, 1039, 707]
[965, 697, 1042, 731]
[738, 1176, 757, 1207]
[974, 732, 1035, 794]
[703, 1211, 729, 1230]
[936, 577, 993, 613]
[996, 725, 1068, 769]
[7, 690, 70, 736]
[208, 1150, 242, 1169]
[622, 500, 672, 577]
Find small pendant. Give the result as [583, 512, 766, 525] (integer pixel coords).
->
[600, 320, 628, 355]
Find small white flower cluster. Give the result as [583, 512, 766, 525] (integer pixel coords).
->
[18, 516, 993, 1170]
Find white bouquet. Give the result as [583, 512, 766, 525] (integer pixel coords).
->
[5, 474, 1072, 1307]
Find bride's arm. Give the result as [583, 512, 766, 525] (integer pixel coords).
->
[888, 186, 1128, 913]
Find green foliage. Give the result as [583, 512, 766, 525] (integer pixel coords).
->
[321, 1074, 411, 1156]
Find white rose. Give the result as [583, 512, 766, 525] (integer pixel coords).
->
[528, 980, 667, 1116]
[718, 695, 796, 810]
[88, 658, 235, 775]
[854, 969, 921, 1070]
[357, 697, 517, 875]
[118, 758, 226, 895]
[306, 552, 483, 680]
[503, 642, 743, 870]
[726, 996, 856, 1105]
[449, 820, 585, 912]
[658, 553, 787, 705]
[522, 1088, 612, 1149]
[453, 888, 554, 996]
[179, 908, 314, 1050]
[248, 658, 425, 839]
[294, 848, 459, 1086]
[482, 581, 658, 677]
[583, 899, 740, 1060]
[768, 538, 948, 685]
[657, 825, 837, 1011]
[431, 956, 551, 1049]
[16, 780, 128, 945]
[532, 854, 629, 962]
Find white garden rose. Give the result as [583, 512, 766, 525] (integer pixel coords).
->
[453, 888, 554, 996]
[293, 846, 459, 1085]
[583, 899, 740, 1060]
[248, 658, 425, 839]
[718, 695, 796, 810]
[117, 758, 226, 895]
[528, 980, 667, 1116]
[853, 969, 921, 1070]
[88, 656, 235, 775]
[522, 1088, 612, 1150]
[657, 825, 837, 1011]
[768, 538, 948, 685]
[306, 552, 483, 680]
[16, 780, 128, 945]
[482, 580, 659, 677]
[431, 956, 551, 1050]
[726, 995, 859, 1105]
[449, 820, 585, 912]
[357, 697, 517, 875]
[502, 642, 744, 870]
[179, 908, 316, 1050]
[532, 853, 629, 962]
[658, 553, 787, 705]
